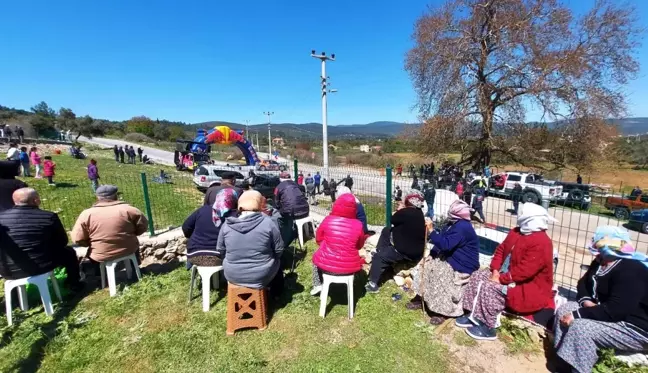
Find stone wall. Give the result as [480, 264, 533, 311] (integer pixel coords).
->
[138, 228, 187, 264]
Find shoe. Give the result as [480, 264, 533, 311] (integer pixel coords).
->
[310, 286, 322, 296]
[429, 316, 447, 325]
[365, 281, 379, 294]
[465, 324, 497, 341]
[455, 315, 475, 328]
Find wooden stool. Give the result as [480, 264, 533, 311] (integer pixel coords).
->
[226, 283, 268, 335]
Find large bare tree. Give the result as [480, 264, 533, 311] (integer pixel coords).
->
[405, 0, 641, 170]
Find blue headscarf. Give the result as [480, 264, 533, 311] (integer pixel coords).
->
[588, 226, 648, 268]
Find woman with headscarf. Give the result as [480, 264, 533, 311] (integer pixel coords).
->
[337, 186, 369, 234]
[217, 190, 285, 297]
[553, 226, 648, 373]
[182, 188, 239, 267]
[458, 203, 556, 341]
[365, 190, 426, 293]
[407, 200, 480, 324]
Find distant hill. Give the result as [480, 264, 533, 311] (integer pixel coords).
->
[609, 117, 648, 136]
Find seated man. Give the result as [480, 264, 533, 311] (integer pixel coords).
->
[554, 226, 648, 373]
[71, 185, 148, 264]
[365, 190, 426, 293]
[0, 188, 82, 291]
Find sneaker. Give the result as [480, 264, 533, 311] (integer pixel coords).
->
[310, 286, 322, 296]
[365, 281, 379, 294]
[455, 315, 474, 328]
[465, 324, 497, 341]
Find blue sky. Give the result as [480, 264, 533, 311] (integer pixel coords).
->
[1, 0, 647, 125]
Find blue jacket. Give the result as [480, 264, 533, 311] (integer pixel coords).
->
[356, 202, 369, 233]
[428, 219, 480, 274]
[182, 205, 224, 258]
[314, 174, 321, 184]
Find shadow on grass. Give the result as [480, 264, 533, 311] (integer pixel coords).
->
[52, 182, 78, 189]
[323, 270, 369, 315]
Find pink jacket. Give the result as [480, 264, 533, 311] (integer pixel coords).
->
[43, 160, 56, 177]
[30, 152, 41, 165]
[313, 194, 366, 274]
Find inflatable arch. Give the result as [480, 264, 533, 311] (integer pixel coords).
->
[191, 126, 260, 165]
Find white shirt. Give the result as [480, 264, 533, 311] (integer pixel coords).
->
[6, 147, 19, 161]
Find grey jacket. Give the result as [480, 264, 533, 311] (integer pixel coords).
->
[217, 212, 284, 289]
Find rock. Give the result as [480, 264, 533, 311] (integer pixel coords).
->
[140, 241, 152, 249]
[165, 243, 177, 253]
[153, 241, 167, 249]
[405, 277, 414, 289]
[162, 253, 176, 262]
[393, 275, 406, 287]
[527, 328, 541, 344]
[153, 248, 166, 259]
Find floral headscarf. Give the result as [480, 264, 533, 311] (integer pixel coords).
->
[404, 189, 425, 209]
[447, 199, 472, 221]
[212, 188, 239, 227]
[588, 225, 647, 267]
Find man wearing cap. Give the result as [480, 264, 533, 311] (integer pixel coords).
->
[71, 185, 148, 263]
[203, 171, 244, 206]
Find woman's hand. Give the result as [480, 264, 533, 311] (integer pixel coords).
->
[425, 218, 434, 231]
[489, 270, 500, 283]
[582, 300, 597, 308]
[560, 313, 574, 327]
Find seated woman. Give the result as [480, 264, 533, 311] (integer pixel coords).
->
[217, 190, 285, 297]
[458, 203, 556, 341]
[365, 190, 426, 293]
[310, 193, 367, 295]
[407, 200, 480, 325]
[337, 186, 369, 234]
[182, 188, 238, 267]
[554, 226, 648, 373]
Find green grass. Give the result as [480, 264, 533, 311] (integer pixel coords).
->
[318, 198, 388, 227]
[0, 243, 452, 373]
[19, 149, 203, 232]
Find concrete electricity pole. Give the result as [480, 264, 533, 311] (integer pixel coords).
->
[244, 120, 250, 139]
[311, 50, 335, 178]
[263, 111, 274, 157]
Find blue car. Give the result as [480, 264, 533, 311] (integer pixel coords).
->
[629, 209, 648, 234]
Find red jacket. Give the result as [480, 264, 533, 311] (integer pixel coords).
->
[313, 194, 366, 274]
[43, 160, 56, 177]
[490, 228, 554, 314]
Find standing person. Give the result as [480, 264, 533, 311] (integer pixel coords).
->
[394, 185, 403, 202]
[423, 181, 436, 219]
[329, 179, 337, 203]
[30, 147, 41, 179]
[0, 188, 83, 292]
[511, 182, 523, 215]
[321, 178, 329, 196]
[87, 159, 100, 192]
[203, 171, 244, 206]
[366, 190, 426, 293]
[5, 126, 13, 142]
[472, 192, 485, 223]
[0, 124, 4, 138]
[396, 164, 403, 177]
[118, 146, 125, 163]
[274, 178, 309, 246]
[113, 145, 119, 162]
[16, 126, 24, 144]
[576, 174, 583, 184]
[71, 185, 148, 265]
[314, 171, 321, 194]
[130, 146, 137, 164]
[0, 161, 27, 212]
[43, 156, 56, 186]
[305, 174, 316, 205]
[137, 147, 143, 162]
[19, 147, 30, 177]
[344, 174, 354, 191]
[6, 143, 19, 162]
[419, 165, 425, 178]
[411, 175, 419, 190]
[630, 186, 642, 197]
[455, 180, 464, 198]
[297, 172, 304, 186]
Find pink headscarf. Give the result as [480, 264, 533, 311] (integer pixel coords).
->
[448, 199, 471, 221]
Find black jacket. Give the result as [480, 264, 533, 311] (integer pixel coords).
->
[182, 205, 224, 258]
[574, 258, 648, 336]
[0, 206, 69, 279]
[274, 180, 309, 219]
[391, 207, 426, 260]
[0, 161, 26, 212]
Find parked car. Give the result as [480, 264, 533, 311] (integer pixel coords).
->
[604, 194, 648, 220]
[555, 182, 591, 210]
[193, 166, 245, 191]
[629, 209, 648, 234]
[473, 171, 562, 204]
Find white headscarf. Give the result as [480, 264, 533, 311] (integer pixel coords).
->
[517, 203, 558, 235]
[337, 186, 360, 203]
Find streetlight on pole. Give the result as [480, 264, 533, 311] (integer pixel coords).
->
[311, 50, 335, 178]
[263, 111, 274, 158]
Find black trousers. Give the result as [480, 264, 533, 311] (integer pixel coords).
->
[512, 200, 519, 214]
[55, 246, 81, 287]
[368, 229, 415, 284]
[315, 184, 320, 194]
[268, 269, 284, 298]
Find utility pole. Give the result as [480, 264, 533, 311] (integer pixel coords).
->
[244, 120, 250, 139]
[263, 111, 274, 157]
[311, 50, 335, 178]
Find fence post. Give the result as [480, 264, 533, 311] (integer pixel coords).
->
[140, 172, 155, 236]
[293, 159, 298, 181]
[386, 166, 392, 228]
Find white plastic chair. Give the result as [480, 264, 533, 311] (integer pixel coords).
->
[295, 216, 314, 249]
[319, 273, 355, 319]
[100, 253, 142, 297]
[188, 265, 224, 312]
[4, 271, 62, 326]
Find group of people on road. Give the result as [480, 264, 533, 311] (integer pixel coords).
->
[113, 145, 148, 165]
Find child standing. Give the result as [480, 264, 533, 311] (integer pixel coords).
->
[30, 147, 42, 178]
[19, 147, 31, 177]
[87, 159, 100, 192]
[43, 156, 56, 186]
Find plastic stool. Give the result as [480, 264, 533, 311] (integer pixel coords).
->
[4, 271, 62, 326]
[100, 253, 142, 297]
[319, 273, 355, 319]
[295, 216, 314, 249]
[226, 283, 267, 335]
[188, 265, 224, 312]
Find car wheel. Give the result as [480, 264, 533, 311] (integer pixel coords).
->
[614, 208, 630, 220]
[279, 165, 286, 171]
[642, 223, 648, 235]
[568, 189, 584, 202]
[523, 191, 540, 204]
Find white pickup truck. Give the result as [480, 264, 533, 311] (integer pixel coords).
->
[473, 171, 563, 204]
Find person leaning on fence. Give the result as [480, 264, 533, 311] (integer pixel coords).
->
[71, 185, 148, 267]
[310, 193, 367, 296]
[274, 178, 309, 247]
[365, 190, 426, 294]
[458, 203, 556, 341]
[0, 188, 83, 292]
[183, 188, 239, 268]
[408, 200, 480, 325]
[553, 226, 648, 373]
[203, 171, 244, 206]
[217, 190, 285, 298]
[338, 186, 369, 234]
